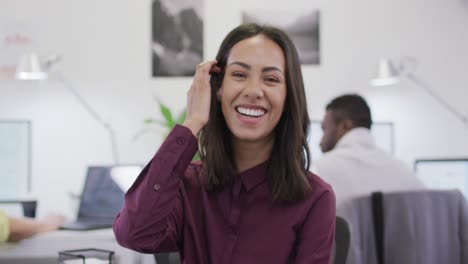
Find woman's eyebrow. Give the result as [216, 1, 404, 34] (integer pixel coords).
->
[262, 66, 283, 74]
[229, 61, 283, 74]
[229, 61, 251, 69]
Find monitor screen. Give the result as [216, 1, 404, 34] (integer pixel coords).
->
[77, 165, 142, 219]
[415, 159, 468, 198]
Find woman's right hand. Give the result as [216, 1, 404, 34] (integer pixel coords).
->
[183, 60, 221, 136]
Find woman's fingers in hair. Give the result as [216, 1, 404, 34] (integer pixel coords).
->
[183, 60, 218, 135]
[209, 64, 222, 74]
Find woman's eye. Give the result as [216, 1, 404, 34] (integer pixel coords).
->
[265, 77, 279, 83]
[232, 72, 246, 78]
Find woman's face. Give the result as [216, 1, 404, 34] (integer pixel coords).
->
[218, 35, 287, 145]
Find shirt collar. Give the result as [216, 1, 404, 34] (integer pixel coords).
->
[335, 127, 377, 150]
[238, 160, 269, 192]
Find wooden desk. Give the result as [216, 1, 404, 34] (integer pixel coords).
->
[0, 229, 155, 264]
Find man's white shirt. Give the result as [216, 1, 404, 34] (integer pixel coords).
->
[312, 127, 425, 210]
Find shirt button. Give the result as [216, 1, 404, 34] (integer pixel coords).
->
[229, 232, 237, 240]
[154, 184, 161, 191]
[230, 226, 237, 235]
[176, 137, 186, 145]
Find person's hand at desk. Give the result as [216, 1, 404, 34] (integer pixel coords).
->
[0, 210, 65, 242]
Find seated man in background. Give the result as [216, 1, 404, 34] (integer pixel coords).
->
[312, 94, 425, 209]
[0, 209, 65, 242]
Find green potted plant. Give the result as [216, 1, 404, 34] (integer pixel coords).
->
[144, 100, 187, 138]
[141, 100, 200, 161]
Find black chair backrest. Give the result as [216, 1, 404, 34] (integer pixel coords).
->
[154, 252, 180, 264]
[334, 216, 351, 264]
[367, 190, 468, 264]
[372, 192, 385, 264]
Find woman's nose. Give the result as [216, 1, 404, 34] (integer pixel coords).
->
[243, 79, 264, 99]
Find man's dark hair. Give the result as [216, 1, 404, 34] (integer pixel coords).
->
[326, 94, 372, 129]
[199, 23, 311, 203]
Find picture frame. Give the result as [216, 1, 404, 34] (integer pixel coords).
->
[151, 0, 204, 77]
[242, 9, 320, 65]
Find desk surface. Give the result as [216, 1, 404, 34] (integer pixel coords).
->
[0, 229, 155, 264]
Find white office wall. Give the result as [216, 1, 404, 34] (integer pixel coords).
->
[1, 0, 467, 217]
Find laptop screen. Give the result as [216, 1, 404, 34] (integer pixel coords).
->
[77, 165, 141, 220]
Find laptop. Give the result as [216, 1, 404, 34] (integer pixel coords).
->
[61, 165, 141, 231]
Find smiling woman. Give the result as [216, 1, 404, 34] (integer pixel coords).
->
[113, 23, 336, 264]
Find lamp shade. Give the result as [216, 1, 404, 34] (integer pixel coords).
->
[15, 53, 48, 80]
[369, 58, 400, 86]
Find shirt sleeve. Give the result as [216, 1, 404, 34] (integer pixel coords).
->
[295, 188, 336, 264]
[0, 210, 10, 243]
[113, 125, 198, 253]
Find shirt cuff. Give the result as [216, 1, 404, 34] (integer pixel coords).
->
[154, 124, 199, 174]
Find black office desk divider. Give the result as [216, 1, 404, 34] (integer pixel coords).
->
[58, 248, 115, 263]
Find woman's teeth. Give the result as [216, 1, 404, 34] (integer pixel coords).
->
[236, 107, 265, 117]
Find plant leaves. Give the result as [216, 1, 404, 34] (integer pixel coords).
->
[144, 118, 167, 126]
[143, 101, 199, 161]
[159, 101, 174, 128]
[144, 118, 158, 124]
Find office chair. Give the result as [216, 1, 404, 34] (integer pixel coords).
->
[154, 252, 180, 264]
[334, 216, 351, 264]
[367, 190, 468, 264]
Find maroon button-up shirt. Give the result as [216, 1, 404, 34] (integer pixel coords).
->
[113, 125, 335, 264]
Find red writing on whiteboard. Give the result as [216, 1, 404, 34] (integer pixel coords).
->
[4, 34, 32, 46]
[0, 65, 16, 74]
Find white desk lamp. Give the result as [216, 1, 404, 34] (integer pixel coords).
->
[15, 53, 119, 163]
[370, 58, 468, 127]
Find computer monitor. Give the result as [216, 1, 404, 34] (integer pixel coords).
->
[61, 165, 142, 230]
[415, 159, 468, 198]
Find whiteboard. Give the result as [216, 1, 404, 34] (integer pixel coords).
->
[308, 120, 394, 161]
[0, 120, 31, 199]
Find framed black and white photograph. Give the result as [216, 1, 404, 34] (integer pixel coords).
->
[242, 9, 320, 65]
[152, 0, 204, 77]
